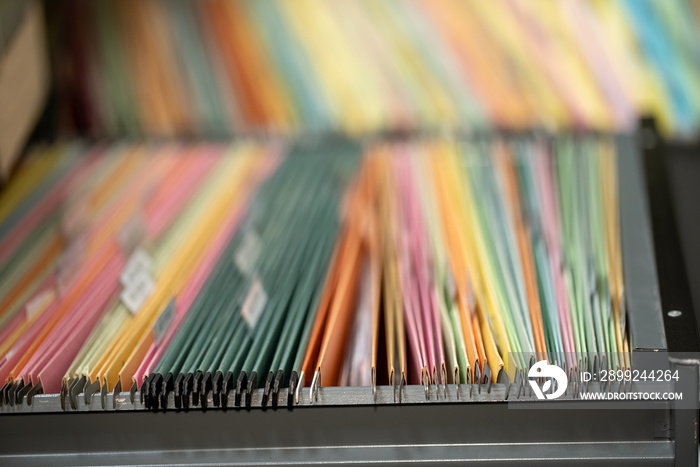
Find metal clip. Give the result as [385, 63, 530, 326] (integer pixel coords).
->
[441, 363, 448, 400]
[112, 379, 121, 410]
[261, 371, 274, 408]
[16, 380, 32, 405]
[219, 372, 232, 409]
[499, 368, 510, 401]
[201, 372, 213, 410]
[271, 370, 283, 408]
[454, 366, 460, 400]
[245, 371, 257, 408]
[140, 377, 148, 407]
[59, 379, 69, 411]
[212, 371, 223, 408]
[149, 374, 163, 410]
[100, 380, 108, 410]
[289, 371, 300, 408]
[129, 380, 138, 405]
[421, 367, 430, 400]
[183, 373, 194, 409]
[9, 380, 22, 406]
[191, 371, 203, 406]
[310, 370, 321, 404]
[161, 373, 174, 410]
[234, 371, 246, 407]
[27, 380, 43, 405]
[484, 365, 493, 394]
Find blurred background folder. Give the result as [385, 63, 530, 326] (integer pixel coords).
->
[0, 0, 48, 181]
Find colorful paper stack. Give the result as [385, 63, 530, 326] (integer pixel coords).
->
[50, 0, 700, 137]
[0, 135, 628, 408]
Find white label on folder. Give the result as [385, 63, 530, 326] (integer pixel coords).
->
[234, 230, 262, 276]
[121, 269, 156, 315]
[25, 289, 57, 321]
[120, 248, 153, 287]
[241, 279, 267, 329]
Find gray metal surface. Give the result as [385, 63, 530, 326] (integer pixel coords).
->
[0, 441, 675, 466]
[3, 384, 510, 413]
[670, 362, 699, 466]
[617, 133, 668, 351]
[0, 401, 673, 466]
[668, 144, 700, 344]
[0, 135, 682, 465]
[0, 381, 679, 413]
